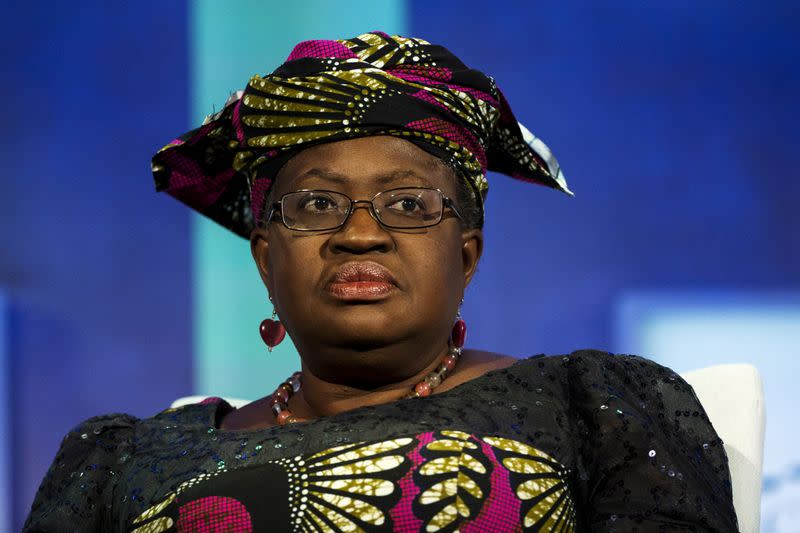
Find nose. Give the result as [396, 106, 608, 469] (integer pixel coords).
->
[328, 202, 393, 254]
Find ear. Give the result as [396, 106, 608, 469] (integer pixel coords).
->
[460, 228, 483, 288]
[250, 226, 273, 296]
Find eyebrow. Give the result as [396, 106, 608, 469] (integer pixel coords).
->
[288, 168, 433, 187]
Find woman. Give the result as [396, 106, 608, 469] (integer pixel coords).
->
[24, 32, 738, 532]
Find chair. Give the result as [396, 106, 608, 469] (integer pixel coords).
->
[172, 364, 765, 532]
[681, 364, 765, 533]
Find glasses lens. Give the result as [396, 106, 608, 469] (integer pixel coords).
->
[374, 188, 443, 228]
[282, 190, 350, 230]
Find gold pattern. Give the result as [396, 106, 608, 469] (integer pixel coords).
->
[132, 493, 175, 524]
[130, 517, 174, 533]
[129, 432, 574, 532]
[285, 437, 414, 532]
[415, 431, 492, 532]
[483, 437, 576, 531]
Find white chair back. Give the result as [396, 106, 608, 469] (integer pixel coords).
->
[681, 364, 765, 533]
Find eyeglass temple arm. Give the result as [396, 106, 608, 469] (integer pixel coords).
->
[263, 202, 282, 226]
[443, 197, 465, 223]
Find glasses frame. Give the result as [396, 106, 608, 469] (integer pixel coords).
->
[266, 187, 464, 232]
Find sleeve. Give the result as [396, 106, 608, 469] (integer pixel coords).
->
[566, 350, 739, 532]
[22, 413, 138, 533]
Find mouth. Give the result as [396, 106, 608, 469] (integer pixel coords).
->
[326, 261, 398, 302]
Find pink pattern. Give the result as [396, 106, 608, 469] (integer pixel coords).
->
[390, 65, 453, 82]
[393, 71, 498, 108]
[392, 71, 445, 86]
[286, 40, 358, 62]
[198, 397, 224, 405]
[446, 83, 500, 108]
[390, 431, 434, 531]
[405, 117, 487, 171]
[249, 174, 275, 224]
[231, 100, 245, 144]
[177, 496, 252, 532]
[159, 150, 235, 210]
[461, 441, 522, 533]
[410, 90, 449, 111]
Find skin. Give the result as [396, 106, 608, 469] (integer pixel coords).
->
[220, 136, 516, 431]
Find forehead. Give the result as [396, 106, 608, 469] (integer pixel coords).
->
[273, 136, 457, 195]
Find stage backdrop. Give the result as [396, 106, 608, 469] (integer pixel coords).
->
[2, 1, 798, 531]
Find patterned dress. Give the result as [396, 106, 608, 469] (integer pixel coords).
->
[23, 351, 739, 532]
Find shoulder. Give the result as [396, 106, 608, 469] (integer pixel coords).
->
[445, 349, 683, 400]
[45, 399, 229, 485]
[50, 411, 141, 469]
[558, 349, 702, 404]
[67, 411, 140, 436]
[47, 412, 141, 475]
[24, 400, 228, 532]
[512, 349, 688, 388]
[507, 350, 708, 423]
[23, 412, 140, 531]
[516, 348, 670, 370]
[47, 412, 141, 463]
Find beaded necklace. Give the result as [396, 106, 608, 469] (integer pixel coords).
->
[269, 320, 466, 426]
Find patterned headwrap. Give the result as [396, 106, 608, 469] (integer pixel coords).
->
[151, 32, 572, 238]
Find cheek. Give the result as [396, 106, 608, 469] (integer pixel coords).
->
[267, 234, 323, 302]
[404, 234, 465, 302]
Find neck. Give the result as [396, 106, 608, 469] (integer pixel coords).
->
[290, 342, 449, 419]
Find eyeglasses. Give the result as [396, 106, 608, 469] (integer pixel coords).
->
[267, 187, 464, 231]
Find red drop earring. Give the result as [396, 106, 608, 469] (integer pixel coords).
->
[260, 299, 286, 352]
[451, 305, 466, 349]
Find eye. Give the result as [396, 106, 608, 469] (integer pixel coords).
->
[297, 192, 340, 212]
[386, 194, 426, 214]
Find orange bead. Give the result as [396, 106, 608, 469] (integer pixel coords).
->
[276, 410, 292, 425]
[415, 381, 432, 397]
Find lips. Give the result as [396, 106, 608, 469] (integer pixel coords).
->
[327, 261, 398, 301]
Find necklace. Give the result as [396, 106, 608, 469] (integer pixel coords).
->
[269, 342, 463, 426]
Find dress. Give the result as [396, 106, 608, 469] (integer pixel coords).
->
[23, 351, 739, 532]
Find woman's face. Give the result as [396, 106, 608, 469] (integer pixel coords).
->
[251, 136, 483, 384]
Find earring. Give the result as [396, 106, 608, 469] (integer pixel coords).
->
[260, 298, 286, 352]
[451, 301, 466, 349]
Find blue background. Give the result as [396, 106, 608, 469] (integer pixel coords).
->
[2, 1, 797, 530]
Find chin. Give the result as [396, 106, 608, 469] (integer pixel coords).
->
[316, 308, 415, 347]
[330, 318, 408, 350]
[309, 350, 423, 389]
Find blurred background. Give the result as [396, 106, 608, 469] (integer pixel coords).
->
[1, 1, 797, 530]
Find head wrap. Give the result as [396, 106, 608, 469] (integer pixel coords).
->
[151, 31, 572, 238]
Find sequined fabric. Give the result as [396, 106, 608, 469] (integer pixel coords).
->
[23, 351, 739, 532]
[151, 31, 572, 238]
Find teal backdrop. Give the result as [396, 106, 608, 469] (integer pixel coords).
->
[190, 0, 407, 401]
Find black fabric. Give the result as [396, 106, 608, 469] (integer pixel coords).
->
[23, 351, 739, 532]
